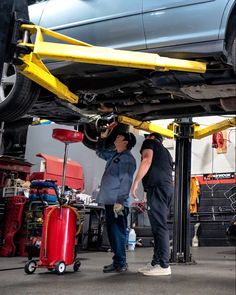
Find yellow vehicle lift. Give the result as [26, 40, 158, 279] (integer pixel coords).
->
[17, 24, 206, 104]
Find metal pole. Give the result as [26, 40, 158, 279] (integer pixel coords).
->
[61, 142, 69, 195]
[0, 122, 4, 155]
[172, 118, 193, 263]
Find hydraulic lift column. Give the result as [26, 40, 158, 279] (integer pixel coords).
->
[171, 118, 193, 263]
[0, 0, 13, 79]
[0, 0, 28, 147]
[0, 0, 28, 79]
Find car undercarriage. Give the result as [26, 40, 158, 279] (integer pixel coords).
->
[27, 59, 236, 126]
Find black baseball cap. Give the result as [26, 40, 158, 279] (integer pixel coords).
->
[144, 132, 163, 143]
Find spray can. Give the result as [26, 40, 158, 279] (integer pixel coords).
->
[192, 223, 200, 247]
[128, 228, 136, 251]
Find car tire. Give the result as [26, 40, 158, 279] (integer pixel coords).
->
[0, 63, 40, 122]
[81, 122, 129, 150]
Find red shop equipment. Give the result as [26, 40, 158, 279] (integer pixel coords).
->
[24, 129, 83, 275]
[0, 196, 27, 256]
[29, 153, 84, 192]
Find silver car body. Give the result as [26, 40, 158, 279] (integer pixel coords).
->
[29, 0, 235, 57]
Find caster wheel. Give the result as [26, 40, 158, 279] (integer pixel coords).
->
[24, 260, 37, 274]
[55, 261, 66, 275]
[73, 260, 81, 272]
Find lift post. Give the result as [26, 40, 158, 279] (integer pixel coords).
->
[171, 118, 193, 263]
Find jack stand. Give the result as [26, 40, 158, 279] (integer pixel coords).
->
[171, 118, 194, 264]
[0, 122, 4, 155]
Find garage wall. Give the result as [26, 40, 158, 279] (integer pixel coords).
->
[25, 116, 235, 195]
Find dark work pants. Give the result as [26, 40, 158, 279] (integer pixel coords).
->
[146, 186, 172, 268]
[105, 205, 129, 268]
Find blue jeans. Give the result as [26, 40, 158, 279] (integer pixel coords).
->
[105, 205, 129, 268]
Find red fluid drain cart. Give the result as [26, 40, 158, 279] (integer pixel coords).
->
[24, 129, 83, 275]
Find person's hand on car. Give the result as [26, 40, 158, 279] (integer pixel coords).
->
[100, 122, 118, 138]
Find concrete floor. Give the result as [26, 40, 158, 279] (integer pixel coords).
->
[0, 247, 235, 295]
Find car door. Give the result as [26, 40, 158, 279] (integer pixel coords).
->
[143, 0, 230, 50]
[33, 0, 145, 50]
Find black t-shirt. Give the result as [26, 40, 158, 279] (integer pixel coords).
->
[140, 139, 173, 189]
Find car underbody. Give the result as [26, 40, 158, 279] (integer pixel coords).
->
[27, 57, 236, 125]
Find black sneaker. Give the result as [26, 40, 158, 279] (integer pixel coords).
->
[103, 263, 113, 269]
[103, 264, 128, 273]
[116, 264, 128, 273]
[103, 264, 117, 273]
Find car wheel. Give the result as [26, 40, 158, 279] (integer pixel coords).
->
[0, 63, 40, 122]
[81, 122, 129, 150]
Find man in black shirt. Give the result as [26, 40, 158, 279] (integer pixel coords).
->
[131, 132, 173, 276]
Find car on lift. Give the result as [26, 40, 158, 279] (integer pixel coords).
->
[0, 0, 236, 148]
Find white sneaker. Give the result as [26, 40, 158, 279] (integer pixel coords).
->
[138, 263, 158, 273]
[143, 265, 171, 276]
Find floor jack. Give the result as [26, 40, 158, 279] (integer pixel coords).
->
[24, 129, 84, 275]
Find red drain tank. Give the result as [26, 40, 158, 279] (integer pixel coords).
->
[25, 205, 81, 275]
[40, 206, 77, 265]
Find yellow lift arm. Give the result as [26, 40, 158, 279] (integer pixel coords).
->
[118, 115, 236, 140]
[17, 24, 206, 104]
[193, 117, 236, 139]
[118, 115, 175, 139]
